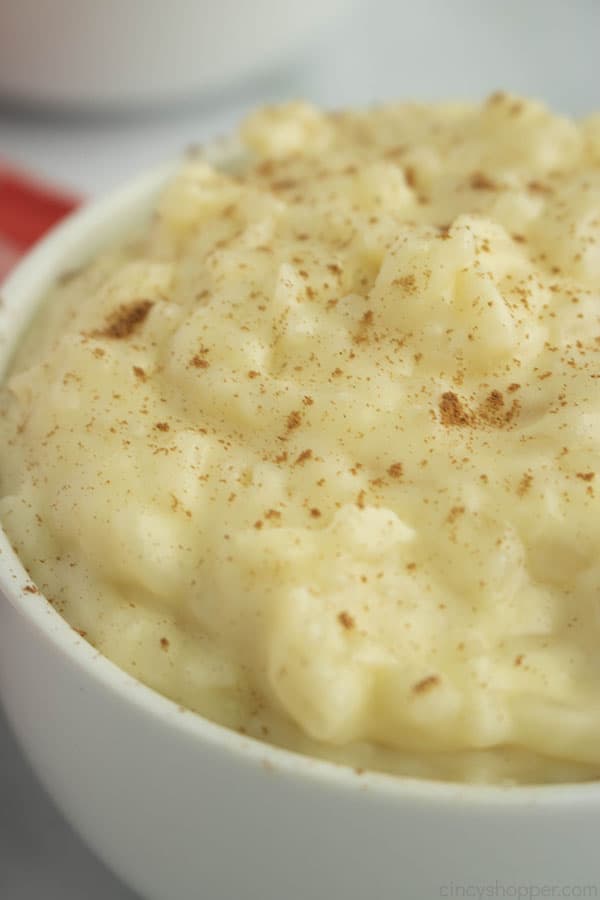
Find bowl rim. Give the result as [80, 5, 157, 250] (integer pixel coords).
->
[2, 143, 599, 808]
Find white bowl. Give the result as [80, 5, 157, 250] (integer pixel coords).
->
[1, 147, 600, 900]
[0, 0, 353, 108]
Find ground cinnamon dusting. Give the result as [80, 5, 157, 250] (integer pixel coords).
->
[439, 392, 472, 426]
[446, 505, 465, 524]
[517, 472, 533, 496]
[478, 390, 520, 426]
[413, 674, 440, 694]
[295, 449, 313, 465]
[91, 299, 154, 339]
[270, 178, 297, 192]
[469, 171, 498, 191]
[393, 274, 417, 292]
[286, 411, 302, 431]
[527, 180, 552, 195]
[338, 611, 355, 630]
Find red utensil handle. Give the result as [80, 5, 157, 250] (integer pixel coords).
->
[0, 165, 80, 281]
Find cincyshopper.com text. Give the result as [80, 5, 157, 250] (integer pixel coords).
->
[440, 883, 598, 899]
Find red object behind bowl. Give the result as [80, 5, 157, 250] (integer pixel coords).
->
[0, 165, 79, 280]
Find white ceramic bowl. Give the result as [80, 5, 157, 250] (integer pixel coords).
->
[0, 0, 353, 108]
[1, 149, 600, 900]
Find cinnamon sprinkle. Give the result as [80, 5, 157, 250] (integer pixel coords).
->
[91, 299, 154, 339]
[413, 675, 440, 694]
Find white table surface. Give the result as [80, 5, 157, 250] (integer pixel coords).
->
[1, 1, 599, 897]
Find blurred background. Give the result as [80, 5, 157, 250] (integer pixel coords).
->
[0, 0, 598, 897]
[1, 0, 598, 196]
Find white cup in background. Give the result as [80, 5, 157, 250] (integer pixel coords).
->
[0, 0, 354, 109]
